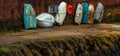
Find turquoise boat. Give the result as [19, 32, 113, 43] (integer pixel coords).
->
[81, 2, 89, 23]
[24, 4, 36, 29]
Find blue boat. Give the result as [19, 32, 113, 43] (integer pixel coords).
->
[24, 4, 36, 29]
[81, 2, 89, 23]
[53, 5, 58, 13]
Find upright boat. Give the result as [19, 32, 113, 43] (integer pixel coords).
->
[55, 2, 67, 26]
[67, 4, 73, 14]
[88, 4, 95, 24]
[81, 2, 89, 24]
[74, 3, 83, 24]
[94, 2, 104, 23]
[53, 5, 58, 13]
[24, 4, 36, 29]
[48, 5, 54, 13]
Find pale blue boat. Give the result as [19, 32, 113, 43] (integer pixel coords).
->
[94, 2, 104, 23]
[81, 2, 89, 23]
[24, 4, 36, 29]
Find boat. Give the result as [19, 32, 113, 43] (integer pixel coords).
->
[53, 5, 58, 13]
[74, 3, 83, 24]
[36, 13, 55, 28]
[94, 2, 104, 23]
[24, 4, 36, 29]
[48, 5, 54, 13]
[88, 4, 95, 24]
[81, 2, 89, 24]
[67, 4, 73, 14]
[55, 2, 67, 26]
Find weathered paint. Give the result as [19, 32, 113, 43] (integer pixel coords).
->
[24, 4, 36, 29]
[74, 3, 83, 24]
[88, 4, 95, 24]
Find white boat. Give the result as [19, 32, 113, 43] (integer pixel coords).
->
[36, 13, 55, 28]
[74, 3, 83, 24]
[55, 2, 67, 26]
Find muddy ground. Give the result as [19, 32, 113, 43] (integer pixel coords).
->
[0, 23, 120, 46]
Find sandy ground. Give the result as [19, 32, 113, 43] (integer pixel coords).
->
[0, 23, 120, 46]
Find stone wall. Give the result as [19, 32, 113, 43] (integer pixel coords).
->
[1, 33, 120, 56]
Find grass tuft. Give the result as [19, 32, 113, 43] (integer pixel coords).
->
[0, 47, 10, 54]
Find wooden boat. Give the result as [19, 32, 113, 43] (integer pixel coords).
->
[81, 2, 89, 24]
[24, 4, 36, 29]
[94, 2, 104, 23]
[88, 4, 95, 24]
[53, 5, 58, 13]
[74, 3, 83, 24]
[55, 2, 67, 26]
